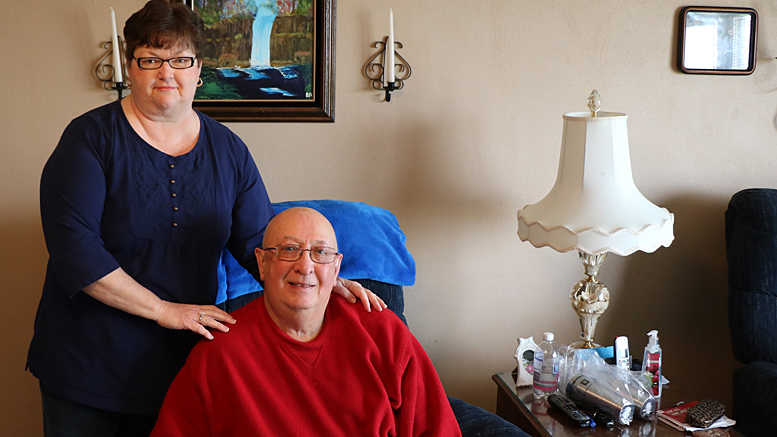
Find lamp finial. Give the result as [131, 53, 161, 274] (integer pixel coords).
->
[587, 90, 601, 116]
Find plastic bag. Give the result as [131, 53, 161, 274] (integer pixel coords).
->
[558, 348, 656, 425]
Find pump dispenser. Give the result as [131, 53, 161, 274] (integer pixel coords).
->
[641, 330, 662, 398]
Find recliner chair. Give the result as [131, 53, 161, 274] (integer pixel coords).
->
[725, 188, 777, 436]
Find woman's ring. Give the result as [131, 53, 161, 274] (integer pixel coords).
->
[199, 313, 204, 323]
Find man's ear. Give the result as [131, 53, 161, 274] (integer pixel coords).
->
[255, 248, 266, 281]
[332, 253, 342, 279]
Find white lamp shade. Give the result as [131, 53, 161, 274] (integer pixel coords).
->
[517, 111, 674, 256]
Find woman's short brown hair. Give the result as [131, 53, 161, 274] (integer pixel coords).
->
[123, 0, 204, 62]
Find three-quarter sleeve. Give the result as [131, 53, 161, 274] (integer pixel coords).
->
[40, 116, 120, 297]
[223, 138, 274, 283]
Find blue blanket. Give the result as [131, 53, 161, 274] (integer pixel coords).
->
[216, 200, 416, 303]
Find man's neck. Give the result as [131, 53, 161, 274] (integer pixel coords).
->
[264, 300, 325, 343]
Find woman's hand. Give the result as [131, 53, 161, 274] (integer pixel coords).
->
[155, 302, 236, 340]
[333, 277, 387, 312]
[83, 268, 236, 340]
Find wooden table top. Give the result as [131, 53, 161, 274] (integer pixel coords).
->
[493, 371, 742, 437]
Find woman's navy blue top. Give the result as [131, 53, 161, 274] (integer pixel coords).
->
[26, 101, 274, 415]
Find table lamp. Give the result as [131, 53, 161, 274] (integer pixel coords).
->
[517, 91, 674, 348]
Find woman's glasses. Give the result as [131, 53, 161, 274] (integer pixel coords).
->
[135, 57, 196, 70]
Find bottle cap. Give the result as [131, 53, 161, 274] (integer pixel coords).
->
[543, 332, 554, 341]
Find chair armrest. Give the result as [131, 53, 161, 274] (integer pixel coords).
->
[733, 361, 777, 436]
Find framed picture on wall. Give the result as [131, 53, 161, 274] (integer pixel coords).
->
[677, 6, 758, 75]
[183, 0, 335, 122]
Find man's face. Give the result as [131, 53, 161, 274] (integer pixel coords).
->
[256, 208, 342, 317]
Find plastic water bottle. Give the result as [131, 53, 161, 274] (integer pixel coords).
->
[533, 332, 559, 399]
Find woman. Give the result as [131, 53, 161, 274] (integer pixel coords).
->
[26, 1, 382, 435]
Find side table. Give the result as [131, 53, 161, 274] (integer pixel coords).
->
[493, 371, 742, 437]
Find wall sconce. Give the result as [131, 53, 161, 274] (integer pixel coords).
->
[95, 38, 129, 100]
[364, 9, 411, 102]
[95, 8, 129, 100]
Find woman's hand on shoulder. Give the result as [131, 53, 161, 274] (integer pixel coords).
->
[155, 302, 236, 340]
[332, 277, 387, 313]
[82, 268, 236, 340]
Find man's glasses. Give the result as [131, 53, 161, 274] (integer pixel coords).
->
[135, 57, 196, 70]
[262, 244, 340, 264]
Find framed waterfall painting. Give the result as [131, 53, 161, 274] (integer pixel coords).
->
[183, 0, 335, 122]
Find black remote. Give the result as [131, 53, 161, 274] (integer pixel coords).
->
[548, 394, 593, 427]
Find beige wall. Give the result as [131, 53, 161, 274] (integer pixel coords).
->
[3, 0, 776, 434]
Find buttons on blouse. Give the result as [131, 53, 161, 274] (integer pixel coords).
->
[170, 161, 178, 229]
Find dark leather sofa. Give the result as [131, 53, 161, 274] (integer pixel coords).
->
[725, 188, 777, 436]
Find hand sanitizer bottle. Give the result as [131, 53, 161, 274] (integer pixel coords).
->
[641, 330, 662, 398]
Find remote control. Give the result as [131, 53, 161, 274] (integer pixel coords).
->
[548, 394, 593, 427]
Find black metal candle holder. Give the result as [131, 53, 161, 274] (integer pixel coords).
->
[95, 37, 130, 100]
[364, 36, 412, 102]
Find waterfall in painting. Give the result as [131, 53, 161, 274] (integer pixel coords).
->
[250, 1, 277, 68]
[194, 0, 311, 101]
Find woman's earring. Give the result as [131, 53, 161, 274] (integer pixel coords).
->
[197, 77, 203, 87]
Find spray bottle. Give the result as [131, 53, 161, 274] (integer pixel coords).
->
[641, 330, 662, 398]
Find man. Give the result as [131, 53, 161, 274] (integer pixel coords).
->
[151, 207, 461, 436]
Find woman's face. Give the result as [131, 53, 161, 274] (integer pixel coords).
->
[126, 45, 202, 116]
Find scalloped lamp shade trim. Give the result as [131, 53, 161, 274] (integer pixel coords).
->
[517, 111, 674, 256]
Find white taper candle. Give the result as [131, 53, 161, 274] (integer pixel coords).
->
[386, 8, 395, 84]
[111, 7, 123, 83]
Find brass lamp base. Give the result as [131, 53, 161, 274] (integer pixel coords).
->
[569, 252, 610, 349]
